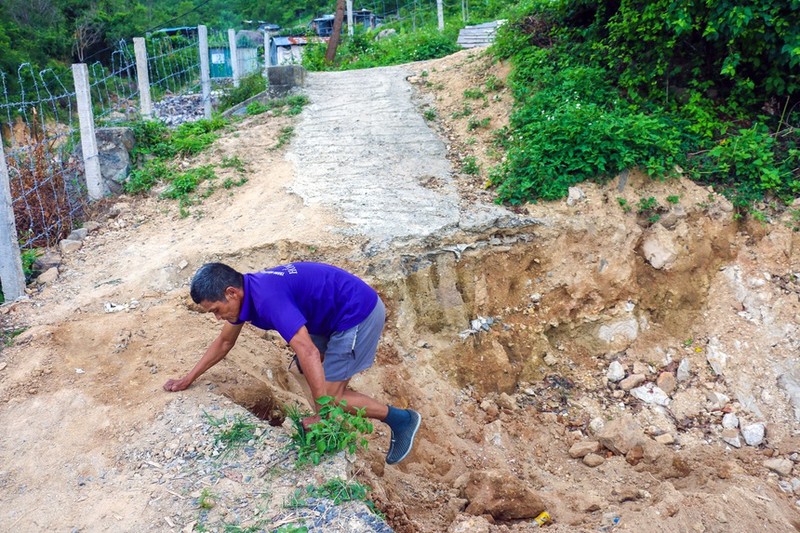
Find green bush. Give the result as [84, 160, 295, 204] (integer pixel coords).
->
[304, 27, 461, 71]
[487, 1, 800, 209]
[160, 166, 216, 199]
[218, 73, 268, 111]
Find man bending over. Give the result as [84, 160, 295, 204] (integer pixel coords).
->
[163, 262, 421, 465]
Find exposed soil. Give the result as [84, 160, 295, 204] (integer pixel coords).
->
[3, 48, 800, 533]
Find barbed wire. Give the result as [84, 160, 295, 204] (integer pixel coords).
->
[1, 65, 85, 249]
[90, 40, 140, 124]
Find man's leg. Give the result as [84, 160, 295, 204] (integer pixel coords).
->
[324, 379, 389, 420]
[325, 379, 420, 465]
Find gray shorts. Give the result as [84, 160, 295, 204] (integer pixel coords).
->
[306, 298, 386, 382]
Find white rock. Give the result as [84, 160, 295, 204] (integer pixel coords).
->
[721, 429, 742, 448]
[741, 423, 766, 447]
[791, 478, 800, 493]
[567, 187, 586, 206]
[677, 358, 691, 382]
[722, 413, 739, 429]
[589, 417, 605, 435]
[706, 391, 730, 409]
[706, 337, 728, 376]
[36, 267, 59, 285]
[59, 239, 82, 254]
[764, 458, 793, 477]
[630, 383, 670, 406]
[641, 225, 678, 270]
[67, 228, 88, 241]
[607, 361, 626, 382]
[598, 319, 639, 344]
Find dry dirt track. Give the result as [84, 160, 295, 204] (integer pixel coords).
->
[3, 49, 800, 533]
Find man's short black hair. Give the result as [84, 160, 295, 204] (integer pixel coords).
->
[190, 263, 243, 304]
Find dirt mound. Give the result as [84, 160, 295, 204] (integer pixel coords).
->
[2, 48, 800, 533]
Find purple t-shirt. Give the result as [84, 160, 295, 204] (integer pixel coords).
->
[235, 262, 378, 343]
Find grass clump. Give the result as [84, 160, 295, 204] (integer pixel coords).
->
[288, 478, 381, 517]
[285, 396, 373, 466]
[245, 95, 310, 117]
[203, 412, 260, 459]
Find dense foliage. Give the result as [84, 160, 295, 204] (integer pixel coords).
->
[0, 0, 336, 72]
[490, 0, 800, 212]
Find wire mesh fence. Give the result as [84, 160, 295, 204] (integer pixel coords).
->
[89, 41, 140, 125]
[1, 24, 259, 261]
[1, 65, 85, 249]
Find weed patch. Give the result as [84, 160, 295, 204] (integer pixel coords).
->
[285, 396, 373, 466]
[288, 478, 381, 517]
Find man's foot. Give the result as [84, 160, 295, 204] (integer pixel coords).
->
[386, 409, 421, 465]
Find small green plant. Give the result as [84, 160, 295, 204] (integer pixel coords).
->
[161, 166, 216, 200]
[203, 412, 259, 459]
[423, 108, 437, 121]
[274, 525, 308, 533]
[218, 73, 267, 111]
[246, 101, 269, 115]
[484, 75, 504, 92]
[463, 87, 485, 100]
[467, 116, 491, 132]
[666, 195, 680, 204]
[20, 248, 41, 280]
[617, 197, 632, 213]
[462, 156, 480, 175]
[288, 478, 381, 516]
[2, 327, 28, 347]
[220, 155, 246, 173]
[286, 94, 310, 115]
[125, 159, 173, 194]
[222, 177, 248, 189]
[198, 488, 216, 510]
[286, 396, 373, 466]
[637, 196, 658, 213]
[451, 103, 473, 119]
[682, 338, 694, 347]
[273, 127, 295, 150]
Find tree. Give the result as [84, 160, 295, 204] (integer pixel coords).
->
[72, 13, 104, 62]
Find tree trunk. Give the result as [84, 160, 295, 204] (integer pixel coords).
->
[325, 0, 346, 64]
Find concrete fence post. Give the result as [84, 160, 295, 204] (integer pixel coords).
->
[133, 37, 153, 119]
[198, 25, 212, 119]
[0, 141, 26, 301]
[347, 0, 354, 36]
[228, 29, 240, 88]
[437, 0, 444, 31]
[71, 63, 104, 201]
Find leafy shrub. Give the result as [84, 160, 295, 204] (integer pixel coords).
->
[160, 166, 216, 199]
[286, 396, 373, 466]
[124, 159, 172, 195]
[462, 156, 480, 175]
[218, 73, 268, 111]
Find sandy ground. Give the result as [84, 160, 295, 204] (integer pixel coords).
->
[2, 48, 800, 533]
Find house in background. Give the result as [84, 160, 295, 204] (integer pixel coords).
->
[268, 36, 329, 66]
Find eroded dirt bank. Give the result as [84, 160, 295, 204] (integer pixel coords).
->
[2, 49, 800, 533]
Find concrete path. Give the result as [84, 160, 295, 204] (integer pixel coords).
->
[285, 66, 462, 246]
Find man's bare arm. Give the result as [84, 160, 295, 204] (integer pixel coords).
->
[163, 322, 244, 392]
[289, 326, 327, 411]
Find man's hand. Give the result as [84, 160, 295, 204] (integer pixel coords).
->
[163, 378, 190, 392]
[301, 414, 321, 431]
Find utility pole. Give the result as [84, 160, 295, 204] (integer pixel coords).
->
[325, 0, 346, 64]
[347, 0, 354, 36]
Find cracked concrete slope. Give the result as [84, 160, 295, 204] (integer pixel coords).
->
[285, 66, 463, 246]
